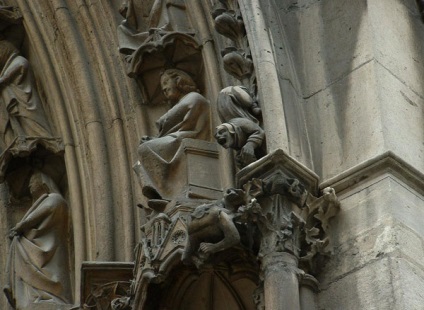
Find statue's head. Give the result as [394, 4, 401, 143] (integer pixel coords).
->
[223, 188, 245, 211]
[29, 171, 58, 198]
[215, 123, 235, 149]
[160, 69, 198, 103]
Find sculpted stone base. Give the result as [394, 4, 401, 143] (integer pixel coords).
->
[134, 139, 222, 212]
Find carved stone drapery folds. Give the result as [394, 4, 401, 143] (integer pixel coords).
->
[0, 6, 64, 203]
[134, 68, 215, 209]
[4, 171, 72, 309]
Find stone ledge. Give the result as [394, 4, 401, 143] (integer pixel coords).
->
[320, 151, 424, 196]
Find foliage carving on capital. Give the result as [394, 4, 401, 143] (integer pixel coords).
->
[235, 171, 340, 274]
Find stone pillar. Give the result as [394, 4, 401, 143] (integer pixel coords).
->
[237, 149, 339, 310]
[262, 252, 302, 310]
[299, 274, 319, 310]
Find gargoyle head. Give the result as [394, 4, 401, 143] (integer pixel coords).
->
[215, 123, 236, 149]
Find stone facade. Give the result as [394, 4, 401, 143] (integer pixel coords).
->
[0, 0, 423, 309]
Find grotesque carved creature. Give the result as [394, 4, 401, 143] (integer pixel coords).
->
[135, 68, 210, 204]
[4, 171, 71, 309]
[262, 173, 307, 207]
[215, 117, 265, 168]
[182, 188, 245, 266]
[0, 37, 53, 150]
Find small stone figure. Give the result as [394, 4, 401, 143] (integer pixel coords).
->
[4, 171, 72, 309]
[182, 188, 245, 266]
[215, 117, 265, 168]
[118, 0, 193, 55]
[136, 68, 210, 203]
[0, 37, 53, 150]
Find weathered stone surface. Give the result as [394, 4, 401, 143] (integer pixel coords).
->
[318, 171, 424, 309]
[318, 258, 395, 310]
[0, 0, 423, 309]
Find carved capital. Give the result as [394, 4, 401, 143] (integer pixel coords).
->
[236, 149, 339, 274]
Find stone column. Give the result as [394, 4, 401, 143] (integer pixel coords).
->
[262, 252, 302, 310]
[237, 149, 339, 310]
[299, 274, 319, 310]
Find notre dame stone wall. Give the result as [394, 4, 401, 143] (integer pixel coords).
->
[0, 0, 423, 309]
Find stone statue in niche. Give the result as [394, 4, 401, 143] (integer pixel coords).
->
[217, 85, 261, 123]
[135, 68, 210, 205]
[0, 27, 53, 151]
[118, 0, 193, 56]
[3, 170, 72, 309]
[182, 188, 245, 267]
[215, 117, 265, 168]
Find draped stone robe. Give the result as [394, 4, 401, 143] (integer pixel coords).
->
[4, 193, 72, 309]
[136, 91, 210, 201]
[0, 52, 52, 149]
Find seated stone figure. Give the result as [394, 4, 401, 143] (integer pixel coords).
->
[0, 37, 53, 150]
[135, 69, 210, 204]
[4, 171, 71, 309]
[182, 188, 245, 266]
[214, 117, 265, 168]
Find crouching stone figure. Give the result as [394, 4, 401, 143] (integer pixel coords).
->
[182, 188, 245, 266]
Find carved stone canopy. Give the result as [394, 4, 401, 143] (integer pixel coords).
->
[0, 5, 24, 53]
[0, 5, 22, 30]
[0, 138, 65, 202]
[125, 32, 203, 106]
